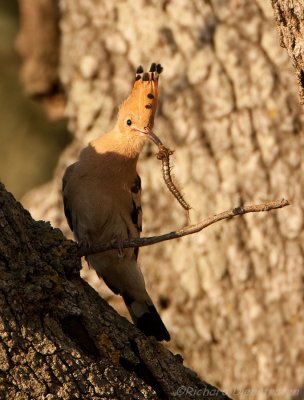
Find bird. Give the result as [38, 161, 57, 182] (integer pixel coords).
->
[62, 63, 170, 341]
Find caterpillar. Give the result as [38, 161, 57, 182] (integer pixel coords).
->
[156, 145, 191, 211]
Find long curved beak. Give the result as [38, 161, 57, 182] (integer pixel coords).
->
[135, 127, 163, 146]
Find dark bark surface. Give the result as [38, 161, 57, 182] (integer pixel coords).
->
[0, 183, 230, 399]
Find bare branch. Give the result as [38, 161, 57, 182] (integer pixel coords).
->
[78, 199, 290, 257]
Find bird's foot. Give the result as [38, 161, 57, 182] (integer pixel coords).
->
[78, 239, 91, 253]
[77, 240, 93, 263]
[111, 234, 125, 258]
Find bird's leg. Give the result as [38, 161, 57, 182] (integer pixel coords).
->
[111, 234, 125, 258]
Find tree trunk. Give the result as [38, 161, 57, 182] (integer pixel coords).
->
[16, 0, 65, 120]
[271, 0, 304, 103]
[0, 183, 229, 399]
[18, 0, 304, 399]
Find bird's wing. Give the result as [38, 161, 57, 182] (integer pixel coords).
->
[62, 163, 76, 232]
[130, 174, 142, 259]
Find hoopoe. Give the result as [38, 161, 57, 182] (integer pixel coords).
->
[62, 63, 170, 341]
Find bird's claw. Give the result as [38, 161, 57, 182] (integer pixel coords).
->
[111, 234, 125, 258]
[78, 239, 91, 252]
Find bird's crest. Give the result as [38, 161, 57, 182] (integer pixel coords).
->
[119, 63, 163, 129]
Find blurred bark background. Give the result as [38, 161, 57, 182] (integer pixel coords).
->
[9, 0, 304, 399]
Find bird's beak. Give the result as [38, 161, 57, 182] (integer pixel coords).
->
[135, 127, 163, 146]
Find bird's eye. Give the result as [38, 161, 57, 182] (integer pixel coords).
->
[127, 119, 132, 126]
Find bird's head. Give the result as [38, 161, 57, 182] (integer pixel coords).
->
[115, 63, 163, 154]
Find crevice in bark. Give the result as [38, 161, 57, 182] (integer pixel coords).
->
[60, 315, 100, 359]
[123, 338, 169, 400]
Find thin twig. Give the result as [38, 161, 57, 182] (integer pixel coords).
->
[78, 199, 289, 257]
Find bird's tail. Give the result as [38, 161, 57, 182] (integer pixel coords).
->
[122, 294, 170, 341]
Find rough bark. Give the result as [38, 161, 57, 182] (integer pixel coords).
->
[271, 0, 304, 103]
[0, 183, 229, 399]
[19, 1, 304, 399]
